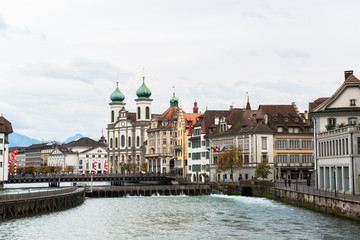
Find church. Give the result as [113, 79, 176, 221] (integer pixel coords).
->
[107, 77, 153, 174]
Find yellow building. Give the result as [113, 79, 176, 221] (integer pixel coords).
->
[259, 103, 314, 180]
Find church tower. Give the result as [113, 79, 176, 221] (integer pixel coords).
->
[135, 76, 152, 121]
[109, 82, 125, 123]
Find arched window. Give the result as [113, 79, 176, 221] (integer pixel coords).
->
[137, 107, 141, 119]
[121, 135, 125, 147]
[111, 110, 114, 122]
[146, 107, 150, 119]
[128, 136, 131, 147]
[110, 138, 113, 148]
[115, 137, 118, 148]
[137, 136, 140, 147]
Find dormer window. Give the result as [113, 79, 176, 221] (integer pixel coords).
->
[350, 99, 356, 106]
[294, 118, 298, 122]
[284, 117, 288, 122]
[252, 114, 257, 118]
[274, 117, 278, 122]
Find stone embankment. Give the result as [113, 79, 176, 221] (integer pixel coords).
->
[0, 187, 86, 220]
[212, 182, 360, 221]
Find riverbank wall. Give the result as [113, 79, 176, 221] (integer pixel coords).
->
[213, 183, 360, 221]
[86, 184, 210, 197]
[0, 187, 86, 220]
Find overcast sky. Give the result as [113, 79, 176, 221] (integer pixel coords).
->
[1, 0, 360, 141]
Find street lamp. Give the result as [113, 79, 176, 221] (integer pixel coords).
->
[334, 166, 336, 197]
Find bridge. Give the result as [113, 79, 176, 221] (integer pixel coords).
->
[7, 174, 173, 186]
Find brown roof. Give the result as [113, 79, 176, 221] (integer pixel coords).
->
[25, 143, 47, 150]
[259, 105, 297, 116]
[237, 123, 274, 134]
[345, 74, 360, 82]
[62, 137, 106, 148]
[242, 110, 264, 126]
[184, 112, 202, 127]
[0, 116, 13, 134]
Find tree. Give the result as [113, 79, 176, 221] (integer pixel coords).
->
[124, 163, 137, 174]
[216, 146, 243, 182]
[255, 158, 272, 180]
[64, 165, 74, 173]
[37, 166, 49, 174]
[140, 162, 148, 173]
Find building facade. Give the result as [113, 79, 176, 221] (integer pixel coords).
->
[311, 70, 360, 194]
[107, 78, 152, 174]
[0, 116, 13, 185]
[145, 94, 179, 174]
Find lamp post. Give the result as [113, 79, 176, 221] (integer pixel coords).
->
[334, 166, 336, 198]
[296, 167, 298, 191]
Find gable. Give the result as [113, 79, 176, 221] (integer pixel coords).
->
[326, 86, 360, 109]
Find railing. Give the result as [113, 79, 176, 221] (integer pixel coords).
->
[0, 186, 79, 201]
[317, 126, 360, 138]
[275, 162, 314, 167]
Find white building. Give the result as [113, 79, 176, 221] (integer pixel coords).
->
[0, 116, 12, 186]
[108, 78, 152, 174]
[48, 137, 106, 174]
[79, 146, 108, 174]
[311, 70, 360, 194]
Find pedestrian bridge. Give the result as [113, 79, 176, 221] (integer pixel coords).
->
[7, 174, 173, 185]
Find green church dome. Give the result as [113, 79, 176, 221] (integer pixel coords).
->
[110, 82, 125, 102]
[170, 93, 178, 108]
[136, 77, 151, 98]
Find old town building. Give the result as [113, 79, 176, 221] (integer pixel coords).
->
[0, 116, 13, 185]
[311, 70, 360, 194]
[107, 78, 153, 174]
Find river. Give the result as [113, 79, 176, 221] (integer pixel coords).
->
[0, 194, 359, 240]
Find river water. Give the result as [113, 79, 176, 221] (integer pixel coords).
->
[0, 194, 359, 240]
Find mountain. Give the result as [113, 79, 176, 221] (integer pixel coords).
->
[9, 132, 41, 147]
[65, 134, 84, 143]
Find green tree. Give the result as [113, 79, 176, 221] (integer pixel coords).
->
[140, 162, 148, 172]
[64, 165, 74, 173]
[24, 166, 36, 174]
[125, 163, 137, 174]
[216, 146, 243, 182]
[255, 158, 272, 179]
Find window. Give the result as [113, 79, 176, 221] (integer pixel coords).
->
[277, 127, 283, 132]
[261, 137, 267, 150]
[349, 117, 357, 125]
[0, 138, 3, 144]
[98, 163, 101, 169]
[128, 136, 131, 147]
[163, 148, 167, 153]
[163, 139, 166, 144]
[350, 99, 356, 106]
[188, 153, 191, 158]
[137, 107, 141, 119]
[110, 138, 113, 148]
[146, 107, 150, 119]
[121, 135, 125, 147]
[0, 150, 2, 155]
[328, 118, 336, 126]
[137, 136, 140, 147]
[188, 142, 191, 148]
[115, 138, 118, 148]
[137, 155, 140, 161]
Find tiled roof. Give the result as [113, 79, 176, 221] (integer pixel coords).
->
[237, 123, 274, 134]
[242, 110, 264, 126]
[0, 116, 13, 134]
[62, 137, 106, 148]
[184, 112, 202, 127]
[345, 74, 360, 82]
[259, 105, 297, 116]
[25, 143, 48, 150]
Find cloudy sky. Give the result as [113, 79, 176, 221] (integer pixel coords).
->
[1, 0, 359, 141]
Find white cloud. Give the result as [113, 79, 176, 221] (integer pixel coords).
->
[1, 0, 360, 141]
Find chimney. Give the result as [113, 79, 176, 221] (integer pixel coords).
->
[304, 110, 309, 120]
[345, 70, 353, 80]
[229, 105, 233, 110]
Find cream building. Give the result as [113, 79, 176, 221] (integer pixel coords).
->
[311, 70, 360, 194]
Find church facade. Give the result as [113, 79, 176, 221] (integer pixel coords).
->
[107, 77, 152, 174]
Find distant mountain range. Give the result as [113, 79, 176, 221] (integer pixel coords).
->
[8, 132, 85, 147]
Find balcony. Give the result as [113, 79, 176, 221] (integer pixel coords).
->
[174, 144, 182, 151]
[317, 126, 360, 138]
[275, 162, 314, 168]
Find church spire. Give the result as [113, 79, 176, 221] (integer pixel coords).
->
[246, 92, 251, 110]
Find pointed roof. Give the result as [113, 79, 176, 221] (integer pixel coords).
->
[0, 116, 13, 134]
[62, 137, 106, 148]
[246, 96, 251, 110]
[345, 74, 360, 82]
